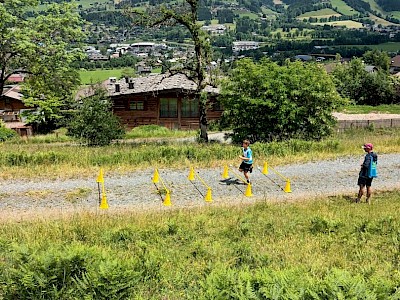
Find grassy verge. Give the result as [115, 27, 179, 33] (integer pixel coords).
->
[0, 127, 399, 179]
[339, 104, 400, 114]
[1, 191, 400, 298]
[125, 125, 196, 139]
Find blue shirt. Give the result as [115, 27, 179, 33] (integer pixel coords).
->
[242, 147, 253, 164]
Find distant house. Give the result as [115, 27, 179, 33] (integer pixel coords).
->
[294, 55, 313, 62]
[390, 55, 400, 74]
[201, 24, 226, 35]
[364, 65, 378, 73]
[137, 65, 152, 75]
[232, 41, 259, 53]
[0, 85, 33, 137]
[6, 73, 25, 83]
[78, 73, 222, 130]
[87, 52, 109, 61]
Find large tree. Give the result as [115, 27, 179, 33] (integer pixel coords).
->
[0, 0, 85, 132]
[220, 58, 345, 142]
[363, 50, 390, 73]
[332, 58, 398, 105]
[126, 0, 212, 142]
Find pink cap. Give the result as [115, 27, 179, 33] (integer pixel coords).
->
[362, 143, 373, 150]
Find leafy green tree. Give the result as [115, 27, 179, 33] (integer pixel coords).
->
[332, 58, 398, 105]
[331, 58, 366, 103]
[67, 87, 125, 146]
[120, 68, 136, 79]
[363, 50, 390, 73]
[0, 0, 85, 132]
[220, 58, 345, 142]
[126, 0, 212, 142]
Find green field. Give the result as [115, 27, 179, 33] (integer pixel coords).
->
[79, 68, 162, 85]
[363, 0, 385, 15]
[313, 20, 364, 28]
[344, 42, 400, 52]
[79, 69, 125, 85]
[389, 11, 400, 19]
[367, 13, 395, 26]
[330, 0, 359, 15]
[233, 9, 260, 20]
[2, 191, 400, 298]
[340, 104, 400, 114]
[38, 0, 114, 10]
[298, 8, 342, 18]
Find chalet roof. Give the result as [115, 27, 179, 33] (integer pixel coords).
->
[105, 73, 219, 97]
[1, 85, 23, 101]
[7, 74, 25, 83]
[391, 55, 400, 68]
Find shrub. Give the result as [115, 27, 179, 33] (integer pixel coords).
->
[0, 124, 18, 142]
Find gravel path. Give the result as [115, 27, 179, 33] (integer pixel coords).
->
[1, 153, 399, 221]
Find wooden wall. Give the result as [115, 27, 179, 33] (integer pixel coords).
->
[111, 92, 223, 130]
[0, 97, 28, 111]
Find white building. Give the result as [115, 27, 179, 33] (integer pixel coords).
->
[232, 41, 259, 53]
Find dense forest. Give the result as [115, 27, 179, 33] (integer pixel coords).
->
[377, 0, 400, 11]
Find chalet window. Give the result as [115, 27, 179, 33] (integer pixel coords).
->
[130, 100, 144, 110]
[181, 99, 199, 118]
[212, 100, 223, 111]
[160, 98, 177, 118]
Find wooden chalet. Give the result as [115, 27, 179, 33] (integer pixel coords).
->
[103, 73, 222, 130]
[0, 85, 33, 137]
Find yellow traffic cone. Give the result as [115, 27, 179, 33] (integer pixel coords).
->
[284, 179, 292, 193]
[188, 167, 195, 181]
[163, 190, 171, 206]
[222, 165, 229, 179]
[96, 168, 104, 183]
[262, 162, 269, 175]
[245, 183, 253, 197]
[100, 194, 109, 209]
[205, 188, 212, 202]
[152, 169, 159, 183]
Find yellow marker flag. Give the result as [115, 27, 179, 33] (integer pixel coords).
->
[96, 168, 104, 183]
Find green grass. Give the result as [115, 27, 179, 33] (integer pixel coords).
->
[79, 67, 162, 85]
[125, 125, 196, 139]
[363, 0, 385, 15]
[312, 20, 364, 28]
[233, 10, 260, 20]
[79, 68, 125, 85]
[1, 191, 400, 298]
[389, 11, 400, 19]
[1, 127, 400, 179]
[298, 8, 341, 18]
[340, 104, 400, 114]
[330, 0, 359, 15]
[343, 42, 400, 51]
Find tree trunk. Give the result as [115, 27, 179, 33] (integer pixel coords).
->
[199, 99, 208, 142]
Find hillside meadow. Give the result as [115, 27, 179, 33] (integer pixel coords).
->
[1, 190, 400, 298]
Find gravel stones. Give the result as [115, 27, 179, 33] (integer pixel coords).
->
[0, 153, 399, 221]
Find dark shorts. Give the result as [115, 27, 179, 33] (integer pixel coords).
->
[358, 176, 373, 187]
[239, 162, 253, 172]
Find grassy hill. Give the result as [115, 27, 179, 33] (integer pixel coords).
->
[294, 0, 399, 24]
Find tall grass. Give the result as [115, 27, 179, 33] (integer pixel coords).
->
[125, 125, 196, 139]
[1, 191, 400, 298]
[1, 127, 399, 179]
